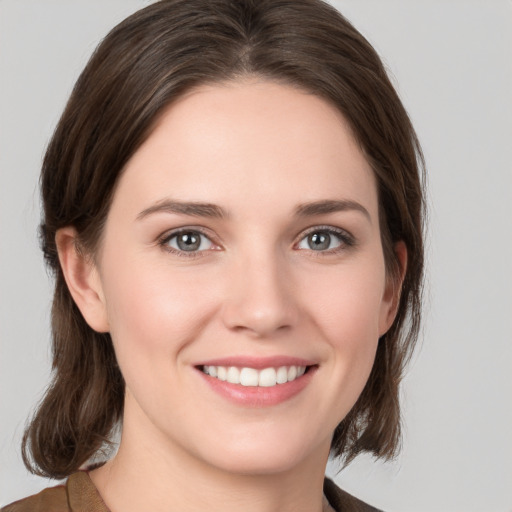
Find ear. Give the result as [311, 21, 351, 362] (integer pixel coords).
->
[55, 227, 109, 333]
[379, 240, 408, 336]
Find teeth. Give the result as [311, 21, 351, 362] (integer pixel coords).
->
[240, 367, 259, 386]
[288, 366, 297, 381]
[227, 366, 240, 384]
[217, 366, 227, 381]
[258, 368, 276, 387]
[276, 366, 288, 384]
[203, 365, 307, 387]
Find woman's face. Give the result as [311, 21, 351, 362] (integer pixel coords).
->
[90, 80, 400, 475]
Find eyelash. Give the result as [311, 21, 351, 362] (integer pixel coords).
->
[158, 225, 355, 258]
[294, 225, 355, 255]
[158, 227, 218, 258]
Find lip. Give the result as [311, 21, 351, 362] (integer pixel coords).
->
[194, 356, 318, 407]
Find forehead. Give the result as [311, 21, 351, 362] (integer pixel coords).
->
[113, 79, 377, 219]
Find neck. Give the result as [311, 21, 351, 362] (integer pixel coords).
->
[90, 401, 330, 512]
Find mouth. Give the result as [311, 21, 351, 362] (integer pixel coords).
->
[194, 357, 317, 406]
[199, 364, 310, 387]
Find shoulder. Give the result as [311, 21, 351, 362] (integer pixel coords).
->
[1, 472, 108, 512]
[324, 478, 383, 512]
[1, 483, 68, 512]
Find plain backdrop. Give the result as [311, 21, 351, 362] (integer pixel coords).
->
[1, 1, 511, 511]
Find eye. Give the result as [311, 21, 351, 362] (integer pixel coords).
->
[162, 229, 216, 254]
[296, 227, 353, 252]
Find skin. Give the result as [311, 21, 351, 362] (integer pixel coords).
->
[57, 79, 405, 512]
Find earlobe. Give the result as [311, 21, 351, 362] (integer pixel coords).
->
[379, 240, 408, 336]
[55, 227, 109, 333]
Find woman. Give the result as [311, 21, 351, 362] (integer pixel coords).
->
[2, 0, 425, 511]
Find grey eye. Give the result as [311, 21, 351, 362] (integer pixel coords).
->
[307, 232, 331, 250]
[177, 232, 200, 251]
[297, 230, 344, 251]
[167, 231, 213, 252]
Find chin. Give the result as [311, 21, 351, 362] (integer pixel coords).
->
[209, 449, 308, 476]
[195, 428, 329, 477]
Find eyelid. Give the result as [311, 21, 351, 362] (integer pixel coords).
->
[158, 226, 221, 257]
[294, 224, 356, 251]
[156, 224, 355, 258]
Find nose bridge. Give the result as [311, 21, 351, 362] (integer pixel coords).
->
[221, 244, 298, 337]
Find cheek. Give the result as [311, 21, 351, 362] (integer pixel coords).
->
[303, 261, 386, 396]
[306, 260, 386, 340]
[100, 261, 221, 369]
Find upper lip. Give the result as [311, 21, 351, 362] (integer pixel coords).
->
[194, 356, 317, 369]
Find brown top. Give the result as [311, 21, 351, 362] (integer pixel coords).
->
[1, 472, 382, 512]
[1, 473, 108, 512]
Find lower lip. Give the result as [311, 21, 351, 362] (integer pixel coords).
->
[197, 367, 317, 407]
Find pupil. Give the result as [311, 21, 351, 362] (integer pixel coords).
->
[177, 232, 200, 251]
[309, 232, 330, 250]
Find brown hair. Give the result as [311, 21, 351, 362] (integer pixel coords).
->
[23, 0, 425, 478]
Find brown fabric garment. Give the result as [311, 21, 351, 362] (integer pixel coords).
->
[323, 478, 383, 512]
[0, 484, 69, 512]
[2, 473, 382, 512]
[1, 473, 109, 512]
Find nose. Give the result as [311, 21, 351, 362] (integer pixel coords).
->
[221, 254, 299, 338]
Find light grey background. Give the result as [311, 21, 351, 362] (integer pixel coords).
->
[1, 1, 511, 510]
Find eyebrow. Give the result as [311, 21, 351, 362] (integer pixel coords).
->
[295, 199, 371, 221]
[137, 198, 370, 222]
[137, 199, 227, 220]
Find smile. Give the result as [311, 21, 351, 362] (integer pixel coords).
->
[201, 365, 307, 387]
